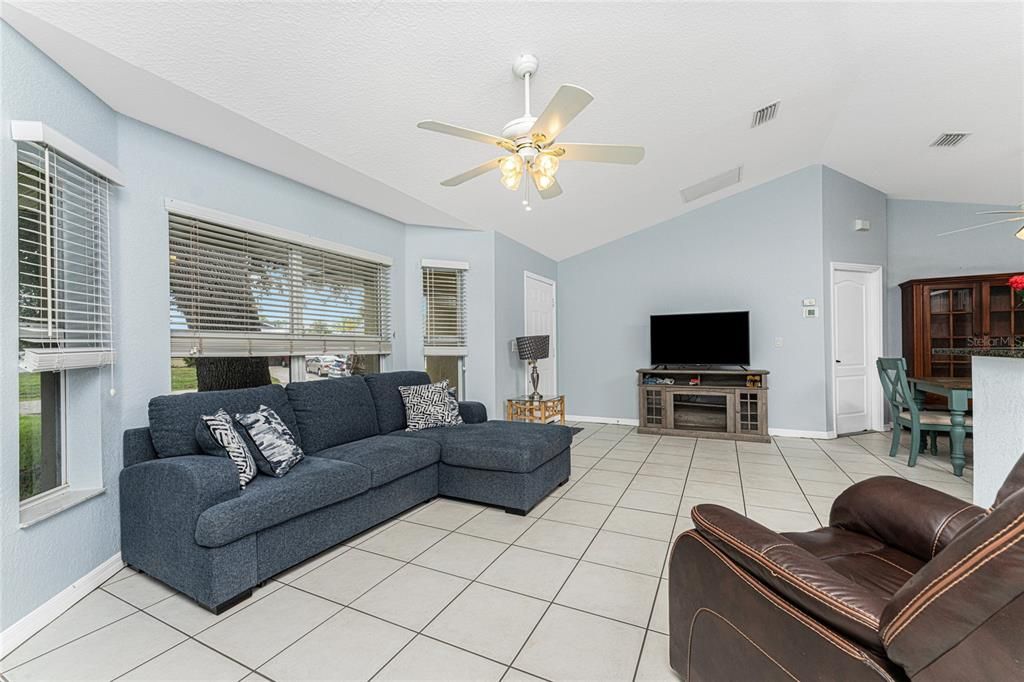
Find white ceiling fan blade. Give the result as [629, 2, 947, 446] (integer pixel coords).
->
[417, 120, 514, 151]
[440, 158, 502, 187]
[937, 216, 1024, 236]
[533, 173, 563, 200]
[554, 143, 645, 165]
[528, 85, 594, 145]
[975, 209, 1024, 215]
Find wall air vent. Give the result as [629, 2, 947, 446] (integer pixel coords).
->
[750, 100, 780, 128]
[680, 166, 743, 203]
[930, 132, 971, 147]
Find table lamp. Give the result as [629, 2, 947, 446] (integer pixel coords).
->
[515, 335, 550, 400]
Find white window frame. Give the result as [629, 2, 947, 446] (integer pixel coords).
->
[12, 121, 121, 513]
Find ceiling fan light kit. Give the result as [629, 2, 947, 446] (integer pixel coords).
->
[418, 53, 645, 211]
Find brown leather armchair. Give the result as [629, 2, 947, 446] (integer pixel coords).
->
[668, 455, 1024, 681]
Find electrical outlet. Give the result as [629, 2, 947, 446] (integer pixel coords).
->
[774, 337, 784, 348]
[803, 307, 818, 319]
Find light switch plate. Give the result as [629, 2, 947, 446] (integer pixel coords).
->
[774, 337, 784, 348]
[802, 298, 816, 307]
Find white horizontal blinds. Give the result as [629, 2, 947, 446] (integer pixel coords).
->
[17, 141, 113, 372]
[423, 265, 467, 356]
[169, 213, 392, 357]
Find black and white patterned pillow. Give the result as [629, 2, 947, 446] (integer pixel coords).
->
[234, 405, 304, 477]
[399, 380, 464, 431]
[199, 409, 257, 487]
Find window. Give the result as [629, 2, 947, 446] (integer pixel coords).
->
[168, 210, 392, 390]
[422, 260, 468, 398]
[16, 138, 113, 502]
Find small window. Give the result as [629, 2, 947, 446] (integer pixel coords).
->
[19, 370, 64, 501]
[423, 261, 468, 398]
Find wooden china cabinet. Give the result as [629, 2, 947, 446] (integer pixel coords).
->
[900, 272, 1022, 381]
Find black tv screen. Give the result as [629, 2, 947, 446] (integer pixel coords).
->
[650, 311, 750, 366]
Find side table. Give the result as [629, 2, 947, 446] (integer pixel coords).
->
[506, 395, 566, 424]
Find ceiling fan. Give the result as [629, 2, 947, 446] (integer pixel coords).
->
[417, 54, 645, 211]
[938, 203, 1024, 239]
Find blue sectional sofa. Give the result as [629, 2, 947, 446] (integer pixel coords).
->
[120, 370, 571, 613]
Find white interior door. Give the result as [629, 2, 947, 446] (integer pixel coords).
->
[524, 273, 556, 397]
[832, 266, 880, 434]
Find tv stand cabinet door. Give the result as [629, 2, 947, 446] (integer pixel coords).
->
[640, 386, 667, 429]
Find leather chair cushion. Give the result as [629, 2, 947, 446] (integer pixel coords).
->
[783, 527, 923, 600]
[830, 476, 985, 561]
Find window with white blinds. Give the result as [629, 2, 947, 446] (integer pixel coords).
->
[422, 261, 468, 356]
[169, 213, 392, 357]
[17, 141, 114, 372]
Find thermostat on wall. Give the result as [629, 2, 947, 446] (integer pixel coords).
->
[803, 307, 818, 319]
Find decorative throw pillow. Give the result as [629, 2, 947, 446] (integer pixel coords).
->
[234, 405, 304, 477]
[399, 380, 464, 431]
[198, 409, 257, 487]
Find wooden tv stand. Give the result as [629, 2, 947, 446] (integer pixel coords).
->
[637, 368, 769, 442]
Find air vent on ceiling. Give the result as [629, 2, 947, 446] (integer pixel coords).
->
[681, 166, 743, 203]
[750, 100, 780, 128]
[930, 132, 971, 147]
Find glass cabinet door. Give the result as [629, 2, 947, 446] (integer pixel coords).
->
[986, 282, 1024, 352]
[926, 285, 977, 377]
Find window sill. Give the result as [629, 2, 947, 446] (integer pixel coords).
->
[19, 488, 106, 529]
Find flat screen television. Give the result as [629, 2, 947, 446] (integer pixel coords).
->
[650, 311, 750, 366]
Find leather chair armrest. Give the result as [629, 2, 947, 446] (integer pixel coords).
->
[458, 401, 488, 424]
[829, 476, 985, 561]
[691, 504, 887, 652]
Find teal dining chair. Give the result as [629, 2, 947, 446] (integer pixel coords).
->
[876, 357, 972, 467]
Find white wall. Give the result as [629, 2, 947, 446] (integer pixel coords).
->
[972, 356, 1024, 506]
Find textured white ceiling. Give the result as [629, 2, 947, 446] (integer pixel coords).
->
[7, 1, 1022, 260]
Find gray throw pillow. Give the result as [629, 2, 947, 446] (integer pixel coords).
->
[399, 380, 464, 431]
[198, 409, 257, 487]
[234, 405, 304, 477]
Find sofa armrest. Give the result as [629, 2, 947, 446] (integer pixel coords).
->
[458, 401, 487, 424]
[829, 476, 984, 561]
[120, 455, 239, 532]
[692, 504, 887, 652]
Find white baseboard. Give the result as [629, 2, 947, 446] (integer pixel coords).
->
[768, 428, 837, 439]
[0, 553, 123, 657]
[565, 415, 640, 427]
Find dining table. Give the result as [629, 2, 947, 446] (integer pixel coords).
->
[909, 377, 972, 476]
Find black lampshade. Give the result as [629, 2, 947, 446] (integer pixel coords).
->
[515, 335, 550, 361]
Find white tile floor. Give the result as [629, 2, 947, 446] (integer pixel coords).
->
[1, 423, 973, 682]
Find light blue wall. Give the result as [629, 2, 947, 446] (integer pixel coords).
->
[0, 22, 415, 630]
[885, 199, 1023, 354]
[557, 166, 829, 432]
[403, 226, 497, 417]
[821, 167, 888, 431]
[493, 232, 558, 408]
[0, 21, 122, 631]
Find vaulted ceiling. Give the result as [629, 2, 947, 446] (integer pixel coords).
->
[6, 1, 1022, 260]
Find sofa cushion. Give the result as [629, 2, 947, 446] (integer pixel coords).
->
[396, 421, 571, 473]
[284, 376, 379, 451]
[194, 457, 371, 547]
[364, 371, 431, 433]
[234, 405, 305, 477]
[196, 409, 257, 487]
[149, 384, 299, 457]
[315, 435, 440, 486]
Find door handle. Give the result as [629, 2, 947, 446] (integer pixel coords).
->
[835, 360, 841, 363]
